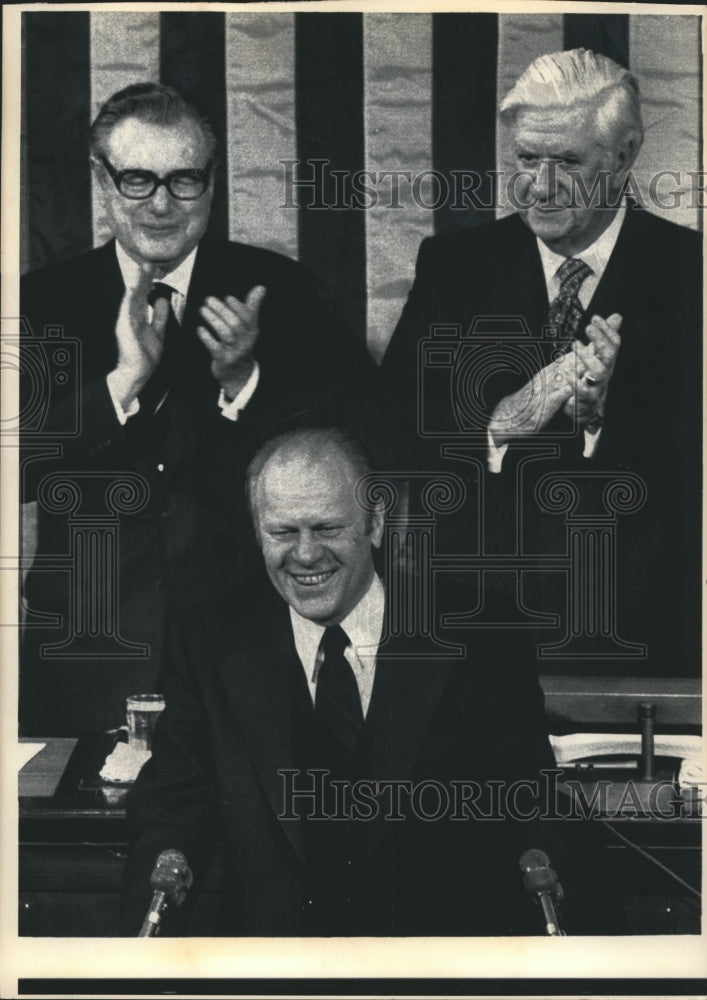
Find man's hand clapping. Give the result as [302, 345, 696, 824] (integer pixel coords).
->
[110, 266, 171, 411]
[197, 285, 267, 400]
[565, 313, 621, 427]
[488, 350, 577, 447]
[489, 312, 622, 447]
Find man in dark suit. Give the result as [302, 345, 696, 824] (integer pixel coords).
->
[121, 427, 561, 937]
[20, 83, 380, 734]
[381, 49, 701, 677]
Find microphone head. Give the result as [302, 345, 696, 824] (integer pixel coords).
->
[150, 849, 194, 905]
[519, 849, 551, 873]
[519, 849, 564, 902]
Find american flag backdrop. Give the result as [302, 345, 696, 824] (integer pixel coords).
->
[22, 9, 702, 360]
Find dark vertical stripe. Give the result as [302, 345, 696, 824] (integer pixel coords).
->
[160, 12, 228, 241]
[432, 13, 498, 235]
[21, 19, 29, 274]
[295, 13, 366, 341]
[564, 14, 630, 68]
[23, 12, 92, 272]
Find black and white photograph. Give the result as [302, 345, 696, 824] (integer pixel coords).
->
[1, 2, 705, 997]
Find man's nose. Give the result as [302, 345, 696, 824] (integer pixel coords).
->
[532, 160, 557, 202]
[148, 184, 173, 213]
[293, 532, 324, 565]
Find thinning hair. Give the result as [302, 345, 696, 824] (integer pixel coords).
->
[245, 427, 378, 535]
[89, 82, 218, 159]
[500, 48, 643, 154]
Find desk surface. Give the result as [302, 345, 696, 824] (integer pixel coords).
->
[18, 738, 702, 936]
[19, 735, 129, 830]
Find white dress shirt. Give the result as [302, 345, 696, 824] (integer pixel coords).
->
[107, 241, 260, 424]
[289, 574, 385, 718]
[488, 204, 626, 471]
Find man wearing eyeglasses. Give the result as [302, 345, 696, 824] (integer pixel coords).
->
[20, 83, 380, 735]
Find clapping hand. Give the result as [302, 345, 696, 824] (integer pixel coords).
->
[565, 313, 622, 427]
[197, 286, 267, 399]
[111, 266, 171, 409]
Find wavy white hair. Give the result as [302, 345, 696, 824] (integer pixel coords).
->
[500, 48, 643, 155]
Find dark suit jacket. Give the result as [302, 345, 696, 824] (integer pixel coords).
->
[381, 207, 702, 676]
[20, 238, 382, 734]
[121, 583, 568, 937]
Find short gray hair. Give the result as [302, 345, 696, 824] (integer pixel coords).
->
[89, 82, 218, 160]
[245, 427, 377, 535]
[500, 48, 643, 153]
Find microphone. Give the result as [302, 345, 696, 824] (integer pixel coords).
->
[139, 848, 193, 938]
[519, 848, 565, 936]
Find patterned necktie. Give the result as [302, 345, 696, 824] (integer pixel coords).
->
[137, 281, 180, 417]
[314, 625, 364, 757]
[547, 258, 592, 343]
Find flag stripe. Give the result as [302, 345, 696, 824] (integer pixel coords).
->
[89, 12, 160, 248]
[224, 13, 298, 259]
[630, 15, 702, 232]
[496, 13, 564, 218]
[363, 13, 433, 361]
[21, 9, 702, 346]
[432, 13, 498, 235]
[563, 13, 630, 68]
[24, 12, 92, 271]
[295, 13, 367, 340]
[160, 12, 228, 242]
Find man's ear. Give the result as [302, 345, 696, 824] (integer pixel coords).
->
[370, 503, 385, 550]
[90, 156, 105, 188]
[612, 135, 640, 186]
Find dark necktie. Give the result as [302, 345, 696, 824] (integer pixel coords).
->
[547, 257, 592, 343]
[314, 625, 364, 757]
[547, 258, 604, 438]
[137, 281, 180, 418]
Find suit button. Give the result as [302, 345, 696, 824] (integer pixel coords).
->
[157, 463, 165, 473]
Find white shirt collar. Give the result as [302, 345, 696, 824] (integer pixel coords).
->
[289, 574, 385, 684]
[114, 241, 199, 299]
[536, 202, 626, 289]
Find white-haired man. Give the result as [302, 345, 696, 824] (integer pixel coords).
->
[382, 49, 701, 675]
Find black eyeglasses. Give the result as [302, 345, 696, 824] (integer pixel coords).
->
[99, 154, 212, 201]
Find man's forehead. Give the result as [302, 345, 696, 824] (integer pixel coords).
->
[103, 115, 209, 164]
[258, 449, 356, 508]
[512, 104, 599, 143]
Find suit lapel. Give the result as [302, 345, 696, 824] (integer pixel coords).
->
[583, 206, 644, 339]
[181, 237, 255, 335]
[356, 629, 454, 856]
[492, 219, 549, 338]
[579, 206, 654, 452]
[215, 579, 457, 864]
[216, 598, 308, 864]
[84, 241, 125, 376]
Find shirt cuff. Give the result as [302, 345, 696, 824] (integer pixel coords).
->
[106, 371, 140, 425]
[218, 362, 260, 421]
[583, 425, 603, 458]
[487, 427, 509, 474]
